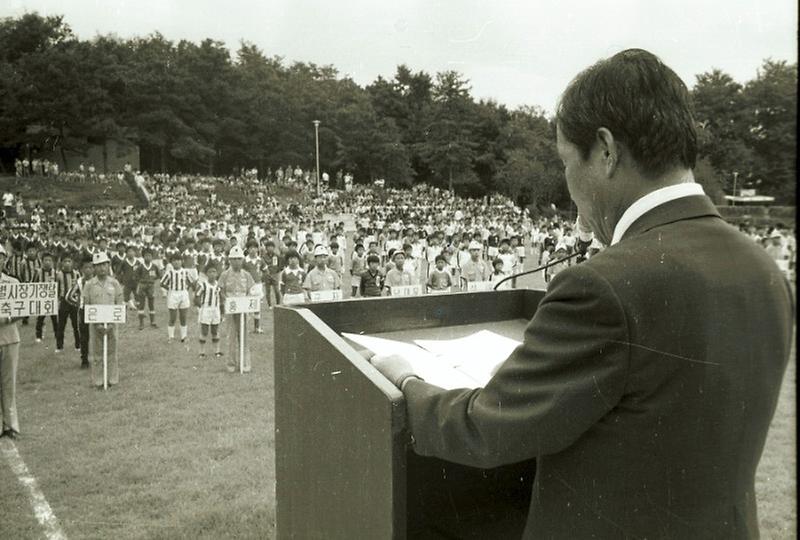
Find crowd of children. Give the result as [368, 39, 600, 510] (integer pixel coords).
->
[1, 172, 795, 389]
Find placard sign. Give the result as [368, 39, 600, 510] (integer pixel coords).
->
[428, 287, 451, 295]
[466, 281, 493, 292]
[226, 296, 261, 314]
[310, 289, 343, 303]
[389, 285, 423, 297]
[84, 304, 127, 324]
[0, 282, 58, 317]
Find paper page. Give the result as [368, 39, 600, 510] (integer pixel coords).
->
[415, 330, 522, 387]
[342, 332, 480, 390]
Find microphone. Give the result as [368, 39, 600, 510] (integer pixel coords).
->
[492, 251, 581, 290]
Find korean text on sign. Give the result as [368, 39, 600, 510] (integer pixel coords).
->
[310, 290, 343, 303]
[389, 285, 423, 297]
[0, 282, 58, 318]
[84, 304, 127, 324]
[226, 296, 261, 314]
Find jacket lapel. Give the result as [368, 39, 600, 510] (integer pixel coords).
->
[620, 195, 722, 243]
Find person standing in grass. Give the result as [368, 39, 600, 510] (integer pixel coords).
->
[358, 254, 383, 298]
[0, 243, 22, 439]
[33, 252, 58, 344]
[279, 251, 306, 306]
[218, 246, 254, 373]
[160, 252, 193, 343]
[350, 244, 366, 297]
[55, 253, 81, 353]
[195, 263, 222, 359]
[66, 258, 93, 369]
[303, 245, 341, 296]
[82, 252, 123, 388]
[242, 240, 264, 334]
[260, 240, 283, 309]
[134, 248, 160, 330]
[426, 255, 453, 293]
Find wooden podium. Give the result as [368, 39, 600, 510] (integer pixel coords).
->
[274, 289, 546, 539]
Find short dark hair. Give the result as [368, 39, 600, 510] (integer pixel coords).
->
[366, 254, 380, 264]
[556, 48, 697, 178]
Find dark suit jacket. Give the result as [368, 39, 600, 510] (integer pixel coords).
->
[404, 195, 794, 539]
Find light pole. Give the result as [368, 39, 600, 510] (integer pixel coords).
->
[312, 120, 321, 197]
[732, 171, 739, 206]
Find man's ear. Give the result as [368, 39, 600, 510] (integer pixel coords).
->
[595, 128, 619, 177]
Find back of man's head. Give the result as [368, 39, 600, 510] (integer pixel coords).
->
[556, 48, 697, 179]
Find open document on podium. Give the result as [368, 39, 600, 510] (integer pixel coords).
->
[342, 330, 522, 390]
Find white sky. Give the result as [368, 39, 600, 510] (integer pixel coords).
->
[3, 0, 797, 113]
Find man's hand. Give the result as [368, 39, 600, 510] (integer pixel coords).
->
[370, 354, 419, 389]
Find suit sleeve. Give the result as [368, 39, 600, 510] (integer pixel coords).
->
[403, 263, 631, 469]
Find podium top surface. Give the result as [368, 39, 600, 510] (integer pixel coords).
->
[372, 318, 529, 344]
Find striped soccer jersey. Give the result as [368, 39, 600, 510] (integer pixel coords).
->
[56, 269, 80, 300]
[160, 268, 193, 291]
[34, 267, 57, 284]
[195, 280, 221, 308]
[18, 258, 42, 283]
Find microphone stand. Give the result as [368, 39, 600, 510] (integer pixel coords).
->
[492, 252, 582, 290]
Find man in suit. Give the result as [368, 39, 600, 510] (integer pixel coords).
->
[371, 49, 794, 539]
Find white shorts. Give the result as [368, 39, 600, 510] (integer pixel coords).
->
[350, 275, 361, 288]
[282, 293, 306, 306]
[198, 306, 221, 325]
[167, 290, 190, 310]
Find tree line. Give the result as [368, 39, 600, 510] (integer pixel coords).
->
[0, 13, 795, 205]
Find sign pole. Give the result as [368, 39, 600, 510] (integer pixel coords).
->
[239, 312, 245, 374]
[103, 323, 108, 390]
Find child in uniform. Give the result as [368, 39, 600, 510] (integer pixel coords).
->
[160, 252, 193, 343]
[195, 264, 222, 358]
[427, 255, 453, 293]
[243, 241, 264, 333]
[134, 248, 160, 329]
[279, 251, 306, 305]
[350, 244, 366, 297]
[33, 252, 58, 344]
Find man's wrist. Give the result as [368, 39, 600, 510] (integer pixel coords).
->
[399, 374, 421, 391]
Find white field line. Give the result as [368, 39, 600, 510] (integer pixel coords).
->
[1, 438, 67, 540]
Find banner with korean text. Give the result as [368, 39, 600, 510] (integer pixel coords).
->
[0, 282, 58, 318]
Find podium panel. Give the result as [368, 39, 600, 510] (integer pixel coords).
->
[274, 290, 546, 539]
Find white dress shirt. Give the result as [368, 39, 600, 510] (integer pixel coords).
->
[611, 182, 705, 246]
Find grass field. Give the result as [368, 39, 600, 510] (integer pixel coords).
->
[0, 290, 795, 539]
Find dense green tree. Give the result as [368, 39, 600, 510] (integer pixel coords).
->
[741, 60, 797, 202]
[0, 12, 794, 206]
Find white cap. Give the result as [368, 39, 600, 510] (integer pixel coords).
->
[313, 245, 329, 257]
[92, 252, 110, 265]
[468, 241, 483, 251]
[228, 245, 244, 259]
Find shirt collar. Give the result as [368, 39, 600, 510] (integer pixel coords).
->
[611, 182, 705, 246]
